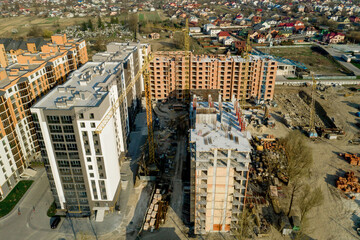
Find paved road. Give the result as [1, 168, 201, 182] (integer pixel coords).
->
[0, 168, 66, 240]
[318, 44, 360, 76]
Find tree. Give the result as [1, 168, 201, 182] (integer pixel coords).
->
[92, 38, 106, 52]
[282, 131, 313, 183]
[128, 14, 138, 39]
[298, 185, 324, 221]
[87, 19, 94, 31]
[174, 32, 185, 50]
[27, 26, 43, 37]
[43, 30, 54, 38]
[97, 16, 104, 29]
[280, 130, 313, 216]
[81, 21, 87, 31]
[232, 206, 254, 240]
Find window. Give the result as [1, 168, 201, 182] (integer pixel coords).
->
[90, 173, 94, 177]
[61, 116, 72, 124]
[90, 123, 96, 128]
[79, 113, 84, 119]
[88, 165, 93, 170]
[90, 113, 94, 119]
[47, 116, 60, 124]
[63, 125, 74, 133]
[67, 144, 77, 151]
[57, 160, 69, 167]
[65, 135, 76, 142]
[55, 152, 68, 159]
[80, 123, 85, 128]
[68, 152, 79, 159]
[49, 125, 62, 133]
[87, 157, 91, 162]
[54, 143, 66, 151]
[71, 161, 81, 167]
[51, 134, 64, 142]
[82, 131, 87, 137]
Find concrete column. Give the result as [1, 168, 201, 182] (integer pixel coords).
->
[222, 149, 232, 231]
[210, 149, 217, 230]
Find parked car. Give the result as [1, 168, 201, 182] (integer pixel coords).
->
[50, 216, 61, 229]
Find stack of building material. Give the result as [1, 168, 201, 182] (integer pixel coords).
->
[339, 153, 360, 165]
[336, 171, 360, 193]
[144, 188, 163, 231]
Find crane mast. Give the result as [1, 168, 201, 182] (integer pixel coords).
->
[309, 73, 318, 138]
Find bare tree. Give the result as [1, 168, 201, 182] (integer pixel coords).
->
[128, 14, 138, 39]
[280, 130, 313, 216]
[298, 185, 324, 221]
[173, 32, 185, 50]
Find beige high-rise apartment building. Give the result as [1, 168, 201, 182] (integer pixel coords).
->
[150, 52, 277, 102]
[189, 96, 252, 234]
[0, 34, 87, 200]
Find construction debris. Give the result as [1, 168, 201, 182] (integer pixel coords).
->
[339, 153, 360, 165]
[336, 171, 360, 193]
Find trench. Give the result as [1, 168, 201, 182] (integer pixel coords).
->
[298, 90, 337, 128]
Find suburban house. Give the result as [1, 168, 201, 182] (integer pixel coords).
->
[218, 31, 231, 42]
[322, 32, 345, 44]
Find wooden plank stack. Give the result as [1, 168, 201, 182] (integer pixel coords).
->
[144, 188, 162, 231]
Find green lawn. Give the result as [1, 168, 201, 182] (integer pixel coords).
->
[352, 62, 360, 69]
[47, 201, 57, 217]
[0, 180, 34, 217]
[138, 12, 161, 23]
[269, 46, 347, 75]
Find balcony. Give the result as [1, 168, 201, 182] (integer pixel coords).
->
[234, 172, 246, 181]
[197, 208, 206, 213]
[198, 189, 207, 196]
[234, 182, 245, 190]
[197, 184, 207, 188]
[197, 212, 206, 221]
[197, 172, 207, 179]
[232, 207, 241, 214]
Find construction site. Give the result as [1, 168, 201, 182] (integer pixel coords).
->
[77, 19, 360, 240]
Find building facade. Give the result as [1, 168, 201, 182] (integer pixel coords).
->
[0, 34, 87, 200]
[92, 42, 150, 130]
[150, 52, 277, 102]
[189, 96, 251, 234]
[30, 42, 148, 216]
[31, 62, 127, 216]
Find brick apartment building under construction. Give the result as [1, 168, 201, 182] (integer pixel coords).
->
[0, 34, 87, 200]
[150, 52, 277, 102]
[189, 95, 252, 234]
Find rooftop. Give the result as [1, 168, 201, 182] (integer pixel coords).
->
[190, 100, 252, 152]
[32, 61, 122, 110]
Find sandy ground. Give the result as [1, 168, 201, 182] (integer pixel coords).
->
[251, 85, 360, 240]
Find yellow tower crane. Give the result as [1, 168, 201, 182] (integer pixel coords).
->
[93, 19, 190, 171]
[150, 19, 190, 102]
[240, 34, 251, 109]
[94, 46, 156, 166]
[309, 73, 318, 138]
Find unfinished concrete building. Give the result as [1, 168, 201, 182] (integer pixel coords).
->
[150, 52, 277, 102]
[189, 95, 252, 234]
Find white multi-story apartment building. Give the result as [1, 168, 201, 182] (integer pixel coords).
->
[30, 42, 148, 217]
[31, 62, 128, 217]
